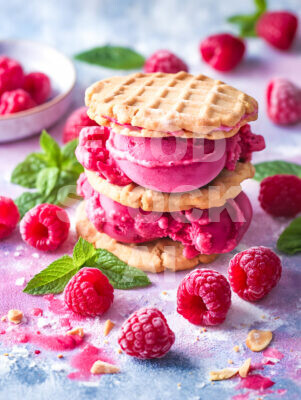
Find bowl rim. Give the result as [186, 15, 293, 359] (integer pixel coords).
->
[0, 39, 76, 121]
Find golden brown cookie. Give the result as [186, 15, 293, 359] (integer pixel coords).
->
[85, 72, 258, 139]
[84, 162, 255, 212]
[76, 202, 218, 273]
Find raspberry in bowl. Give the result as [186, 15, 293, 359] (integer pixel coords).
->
[0, 40, 75, 142]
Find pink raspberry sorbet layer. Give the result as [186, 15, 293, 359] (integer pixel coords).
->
[78, 174, 252, 257]
[76, 125, 265, 193]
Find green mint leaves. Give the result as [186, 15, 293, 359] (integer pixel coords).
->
[277, 217, 301, 255]
[11, 131, 83, 217]
[24, 238, 151, 295]
[74, 45, 145, 70]
[227, 0, 267, 37]
[254, 161, 301, 181]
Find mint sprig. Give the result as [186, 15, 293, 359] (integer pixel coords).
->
[277, 217, 301, 255]
[227, 0, 267, 37]
[11, 130, 83, 217]
[254, 161, 301, 181]
[74, 45, 145, 70]
[24, 238, 151, 295]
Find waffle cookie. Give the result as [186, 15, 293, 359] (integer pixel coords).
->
[86, 72, 258, 139]
[84, 162, 255, 212]
[76, 202, 218, 273]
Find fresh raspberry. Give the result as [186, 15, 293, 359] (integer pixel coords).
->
[23, 72, 51, 105]
[20, 204, 70, 251]
[0, 89, 36, 115]
[62, 107, 98, 143]
[200, 33, 245, 72]
[0, 56, 24, 96]
[177, 269, 231, 326]
[259, 174, 301, 217]
[144, 50, 188, 73]
[118, 307, 175, 359]
[256, 11, 298, 50]
[0, 196, 20, 239]
[228, 247, 282, 302]
[64, 267, 114, 317]
[266, 78, 301, 125]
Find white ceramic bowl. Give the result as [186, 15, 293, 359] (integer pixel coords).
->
[0, 40, 76, 142]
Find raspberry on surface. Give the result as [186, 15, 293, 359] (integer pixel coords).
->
[259, 174, 301, 217]
[228, 247, 282, 302]
[62, 106, 98, 143]
[0, 89, 36, 115]
[177, 269, 231, 326]
[266, 78, 301, 125]
[20, 204, 70, 251]
[0, 56, 24, 96]
[23, 72, 51, 105]
[118, 307, 175, 359]
[64, 267, 114, 317]
[200, 33, 245, 72]
[144, 50, 188, 73]
[256, 11, 298, 50]
[0, 196, 20, 240]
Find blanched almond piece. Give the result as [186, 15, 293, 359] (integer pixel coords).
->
[7, 309, 23, 324]
[246, 329, 273, 352]
[67, 327, 84, 338]
[104, 319, 115, 336]
[239, 358, 251, 378]
[209, 368, 238, 381]
[90, 360, 120, 374]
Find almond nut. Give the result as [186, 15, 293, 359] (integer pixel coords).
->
[90, 360, 120, 374]
[246, 329, 273, 352]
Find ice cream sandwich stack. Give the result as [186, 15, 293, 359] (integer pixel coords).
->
[75, 72, 265, 273]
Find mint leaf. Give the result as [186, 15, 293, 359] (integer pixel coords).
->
[15, 192, 45, 218]
[277, 217, 301, 255]
[24, 256, 78, 295]
[36, 167, 60, 197]
[87, 249, 151, 289]
[73, 237, 96, 268]
[254, 161, 301, 181]
[11, 153, 48, 189]
[75, 45, 145, 70]
[40, 130, 61, 167]
[227, 0, 267, 37]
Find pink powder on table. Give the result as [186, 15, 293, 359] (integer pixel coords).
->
[236, 374, 275, 390]
[232, 393, 251, 400]
[68, 344, 116, 380]
[263, 347, 284, 361]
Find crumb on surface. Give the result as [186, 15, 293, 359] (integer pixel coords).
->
[228, 359, 233, 364]
[104, 319, 115, 336]
[233, 345, 240, 352]
[7, 309, 23, 324]
[67, 327, 84, 338]
[57, 354, 64, 359]
[90, 360, 120, 374]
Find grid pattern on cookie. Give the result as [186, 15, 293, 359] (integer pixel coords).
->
[86, 72, 257, 131]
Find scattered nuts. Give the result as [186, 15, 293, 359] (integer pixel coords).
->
[90, 360, 120, 375]
[209, 368, 238, 381]
[7, 309, 23, 324]
[246, 330, 273, 352]
[239, 358, 251, 378]
[67, 327, 84, 338]
[103, 319, 115, 337]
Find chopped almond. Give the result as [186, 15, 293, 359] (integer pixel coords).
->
[104, 319, 115, 336]
[67, 327, 84, 338]
[239, 358, 251, 378]
[90, 360, 120, 375]
[246, 329, 273, 352]
[7, 309, 23, 324]
[209, 368, 238, 381]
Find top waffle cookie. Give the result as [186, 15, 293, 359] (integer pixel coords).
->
[86, 72, 258, 139]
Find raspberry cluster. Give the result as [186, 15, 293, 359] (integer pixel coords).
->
[0, 56, 51, 116]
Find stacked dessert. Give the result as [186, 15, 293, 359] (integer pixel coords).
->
[75, 72, 265, 272]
